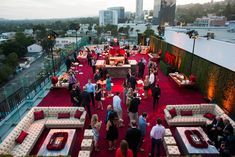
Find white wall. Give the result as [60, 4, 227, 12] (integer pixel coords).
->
[164, 29, 235, 72]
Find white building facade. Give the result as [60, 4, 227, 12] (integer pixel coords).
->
[108, 7, 125, 23]
[136, 0, 144, 22]
[27, 44, 42, 53]
[99, 10, 118, 26]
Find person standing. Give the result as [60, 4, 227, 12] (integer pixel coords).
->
[65, 56, 72, 71]
[80, 86, 91, 119]
[95, 45, 101, 59]
[128, 93, 140, 125]
[85, 79, 95, 107]
[138, 59, 145, 78]
[106, 74, 112, 97]
[143, 75, 150, 99]
[70, 84, 80, 106]
[149, 118, 165, 157]
[149, 70, 155, 89]
[68, 70, 77, 91]
[128, 73, 137, 91]
[151, 84, 161, 109]
[138, 112, 149, 151]
[91, 114, 102, 151]
[106, 116, 119, 151]
[91, 57, 96, 74]
[94, 69, 101, 83]
[87, 51, 92, 66]
[95, 83, 103, 110]
[115, 140, 133, 157]
[113, 92, 124, 127]
[125, 120, 142, 157]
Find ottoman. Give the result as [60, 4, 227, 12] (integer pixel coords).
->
[84, 129, 94, 139]
[166, 145, 180, 157]
[81, 139, 93, 151]
[163, 136, 177, 148]
[165, 128, 172, 136]
[78, 150, 91, 157]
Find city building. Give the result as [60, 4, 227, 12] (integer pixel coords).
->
[194, 15, 227, 27]
[136, 0, 144, 23]
[1, 32, 16, 39]
[157, 0, 176, 26]
[228, 20, 235, 32]
[153, 0, 161, 25]
[108, 7, 125, 23]
[99, 10, 118, 26]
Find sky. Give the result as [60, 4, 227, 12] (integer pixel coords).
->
[0, 0, 224, 19]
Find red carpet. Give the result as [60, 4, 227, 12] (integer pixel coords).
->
[31, 53, 205, 157]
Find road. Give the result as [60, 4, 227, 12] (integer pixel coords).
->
[0, 53, 47, 102]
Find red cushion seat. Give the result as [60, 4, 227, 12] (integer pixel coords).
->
[203, 113, 216, 120]
[34, 110, 44, 121]
[58, 112, 70, 119]
[180, 110, 193, 116]
[74, 110, 83, 119]
[169, 108, 177, 118]
[15, 131, 28, 144]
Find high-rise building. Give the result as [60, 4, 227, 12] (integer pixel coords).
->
[153, 0, 161, 25]
[136, 0, 144, 22]
[99, 10, 118, 26]
[154, 0, 176, 26]
[108, 7, 125, 23]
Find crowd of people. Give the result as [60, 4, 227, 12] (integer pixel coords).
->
[63, 45, 168, 157]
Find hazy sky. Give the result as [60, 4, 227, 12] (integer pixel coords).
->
[0, 0, 224, 19]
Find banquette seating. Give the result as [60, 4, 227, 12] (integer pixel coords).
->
[164, 103, 235, 133]
[0, 107, 86, 157]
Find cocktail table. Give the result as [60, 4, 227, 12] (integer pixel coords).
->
[37, 129, 76, 156]
[175, 127, 219, 156]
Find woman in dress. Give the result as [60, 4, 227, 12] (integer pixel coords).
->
[143, 75, 150, 99]
[91, 114, 102, 151]
[123, 79, 130, 104]
[106, 115, 119, 151]
[106, 74, 112, 97]
[95, 83, 103, 110]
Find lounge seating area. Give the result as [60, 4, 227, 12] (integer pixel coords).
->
[164, 103, 230, 126]
[0, 107, 86, 156]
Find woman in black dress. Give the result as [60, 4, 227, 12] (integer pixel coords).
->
[95, 83, 103, 110]
[106, 115, 119, 151]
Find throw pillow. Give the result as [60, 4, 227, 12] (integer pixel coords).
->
[203, 113, 216, 120]
[34, 110, 44, 121]
[168, 108, 177, 118]
[58, 113, 70, 119]
[15, 131, 28, 144]
[180, 110, 193, 116]
[74, 110, 83, 119]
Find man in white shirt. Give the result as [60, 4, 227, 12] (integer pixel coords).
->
[149, 70, 155, 88]
[95, 45, 102, 59]
[149, 118, 165, 157]
[113, 92, 124, 127]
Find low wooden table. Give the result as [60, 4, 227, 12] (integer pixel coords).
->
[175, 127, 219, 156]
[37, 129, 76, 156]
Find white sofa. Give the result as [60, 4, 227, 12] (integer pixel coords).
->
[164, 104, 226, 126]
[0, 107, 86, 157]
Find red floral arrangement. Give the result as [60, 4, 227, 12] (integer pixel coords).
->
[185, 130, 208, 148]
[164, 52, 175, 66]
[47, 132, 68, 150]
[51, 76, 58, 85]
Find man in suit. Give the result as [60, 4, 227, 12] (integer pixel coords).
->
[221, 119, 234, 141]
[125, 120, 142, 157]
[151, 84, 161, 109]
[207, 117, 224, 145]
[80, 86, 91, 119]
[129, 93, 141, 125]
[138, 59, 145, 78]
[128, 73, 137, 91]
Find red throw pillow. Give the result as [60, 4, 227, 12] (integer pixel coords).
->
[15, 131, 28, 144]
[34, 110, 44, 121]
[74, 110, 83, 119]
[203, 113, 216, 120]
[58, 113, 70, 119]
[169, 108, 177, 118]
[181, 110, 193, 116]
